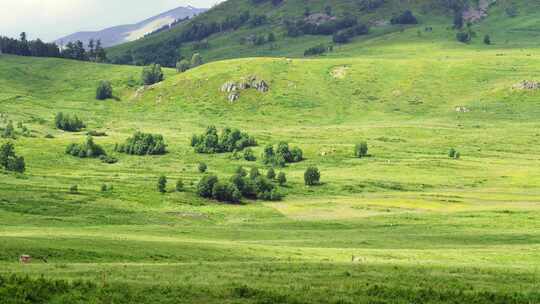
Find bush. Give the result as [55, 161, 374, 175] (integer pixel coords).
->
[191, 53, 203, 68]
[483, 34, 491, 45]
[87, 130, 107, 137]
[96, 80, 113, 100]
[142, 64, 164, 85]
[66, 136, 106, 158]
[355, 142, 369, 158]
[448, 148, 457, 158]
[456, 32, 471, 43]
[176, 59, 191, 73]
[267, 168, 276, 180]
[0, 142, 26, 173]
[157, 175, 167, 193]
[115, 132, 166, 155]
[262, 142, 303, 167]
[101, 184, 108, 192]
[304, 166, 321, 186]
[212, 181, 242, 203]
[176, 179, 184, 192]
[249, 167, 260, 180]
[333, 24, 369, 44]
[391, 10, 418, 25]
[198, 162, 208, 173]
[235, 166, 247, 177]
[277, 172, 287, 186]
[191, 126, 256, 154]
[197, 174, 219, 198]
[243, 148, 256, 161]
[304, 44, 327, 56]
[55, 112, 85, 132]
[99, 155, 118, 164]
[69, 185, 79, 194]
[1, 121, 15, 139]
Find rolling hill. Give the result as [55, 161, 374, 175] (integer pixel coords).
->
[54, 5, 207, 48]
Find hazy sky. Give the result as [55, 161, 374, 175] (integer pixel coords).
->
[0, 0, 223, 42]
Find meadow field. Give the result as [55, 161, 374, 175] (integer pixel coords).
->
[1, 25, 540, 302]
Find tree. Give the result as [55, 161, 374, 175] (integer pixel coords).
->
[249, 167, 260, 180]
[69, 185, 79, 194]
[96, 81, 113, 100]
[212, 182, 241, 203]
[267, 168, 276, 180]
[197, 174, 218, 198]
[176, 59, 191, 73]
[115, 132, 166, 155]
[157, 175, 167, 193]
[267, 32, 276, 42]
[243, 148, 256, 161]
[483, 34, 491, 45]
[277, 172, 287, 186]
[2, 121, 15, 139]
[142, 64, 164, 85]
[65, 136, 106, 158]
[355, 142, 369, 158]
[391, 10, 418, 25]
[0, 142, 25, 173]
[191, 53, 203, 68]
[304, 166, 320, 186]
[448, 148, 457, 158]
[176, 179, 184, 192]
[456, 31, 471, 43]
[235, 166, 247, 177]
[198, 162, 208, 173]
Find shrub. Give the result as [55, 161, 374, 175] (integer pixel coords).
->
[262, 142, 303, 167]
[277, 172, 287, 186]
[96, 80, 113, 100]
[355, 142, 369, 158]
[197, 174, 219, 198]
[191, 53, 203, 68]
[0, 142, 25, 173]
[176, 59, 191, 73]
[455, 152, 461, 159]
[333, 24, 369, 44]
[87, 130, 107, 137]
[99, 155, 118, 164]
[1, 121, 15, 139]
[55, 112, 85, 132]
[483, 34, 491, 45]
[101, 184, 108, 192]
[456, 32, 471, 43]
[304, 44, 327, 56]
[176, 179, 184, 192]
[304, 166, 321, 186]
[235, 166, 247, 177]
[142, 64, 164, 85]
[191, 126, 256, 154]
[267, 168, 276, 180]
[198, 162, 208, 173]
[448, 148, 457, 158]
[391, 10, 418, 25]
[66, 136, 106, 158]
[69, 185, 79, 194]
[212, 181, 242, 203]
[115, 132, 166, 155]
[243, 148, 256, 161]
[157, 175, 167, 193]
[249, 167, 260, 179]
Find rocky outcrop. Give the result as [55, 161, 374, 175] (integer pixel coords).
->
[455, 106, 470, 113]
[513, 80, 540, 90]
[220, 75, 269, 102]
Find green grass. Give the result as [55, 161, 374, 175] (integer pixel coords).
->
[2, 12, 540, 301]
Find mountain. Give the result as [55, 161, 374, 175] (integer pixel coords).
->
[54, 5, 207, 48]
[106, 0, 540, 67]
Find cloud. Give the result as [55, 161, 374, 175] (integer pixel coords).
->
[0, 0, 221, 41]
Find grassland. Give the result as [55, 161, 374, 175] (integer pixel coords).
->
[2, 15, 540, 302]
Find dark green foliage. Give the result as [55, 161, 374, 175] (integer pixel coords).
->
[230, 172, 282, 201]
[484, 34, 491, 45]
[65, 136, 106, 158]
[456, 31, 471, 43]
[304, 44, 327, 56]
[249, 14, 267, 28]
[198, 162, 208, 173]
[157, 175, 167, 193]
[235, 166, 247, 177]
[243, 148, 256, 161]
[285, 17, 358, 37]
[212, 181, 242, 203]
[0, 142, 25, 173]
[249, 167, 260, 180]
[99, 155, 118, 164]
[453, 10, 464, 29]
[278, 172, 287, 186]
[176, 179, 184, 192]
[191, 126, 256, 154]
[333, 24, 369, 43]
[355, 142, 369, 158]
[1, 121, 16, 139]
[304, 166, 321, 186]
[87, 130, 107, 137]
[391, 10, 418, 25]
[115, 132, 167, 155]
[263, 142, 303, 167]
[267, 168, 276, 180]
[96, 80, 113, 100]
[176, 59, 191, 72]
[101, 184, 108, 192]
[448, 148, 457, 158]
[197, 174, 219, 198]
[191, 53, 203, 68]
[267, 32, 276, 42]
[0, 33, 61, 58]
[55, 112, 85, 132]
[69, 185, 79, 194]
[141, 64, 164, 85]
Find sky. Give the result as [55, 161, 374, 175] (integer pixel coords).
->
[0, 0, 223, 42]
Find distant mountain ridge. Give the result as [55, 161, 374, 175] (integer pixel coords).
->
[54, 5, 207, 48]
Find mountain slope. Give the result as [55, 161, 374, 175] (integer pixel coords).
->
[55, 6, 207, 48]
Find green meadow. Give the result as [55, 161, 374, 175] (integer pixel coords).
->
[1, 21, 540, 302]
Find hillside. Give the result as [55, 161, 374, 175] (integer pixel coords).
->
[107, 0, 540, 66]
[1, 25, 540, 301]
[55, 6, 207, 48]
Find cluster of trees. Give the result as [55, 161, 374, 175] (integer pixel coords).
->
[285, 17, 358, 37]
[197, 166, 286, 203]
[176, 53, 203, 73]
[190, 126, 257, 154]
[61, 39, 107, 62]
[333, 24, 369, 43]
[55, 113, 85, 132]
[65, 136, 106, 158]
[0, 33, 60, 58]
[354, 142, 369, 158]
[115, 132, 167, 155]
[390, 10, 418, 25]
[0, 142, 25, 173]
[249, 15, 268, 28]
[304, 44, 330, 56]
[262, 142, 303, 167]
[96, 81, 113, 100]
[142, 64, 164, 85]
[304, 166, 320, 186]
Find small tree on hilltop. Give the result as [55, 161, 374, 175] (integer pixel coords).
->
[277, 172, 287, 186]
[142, 64, 164, 85]
[355, 142, 369, 158]
[176, 59, 191, 73]
[304, 166, 320, 186]
[96, 80, 113, 100]
[158, 175, 167, 193]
